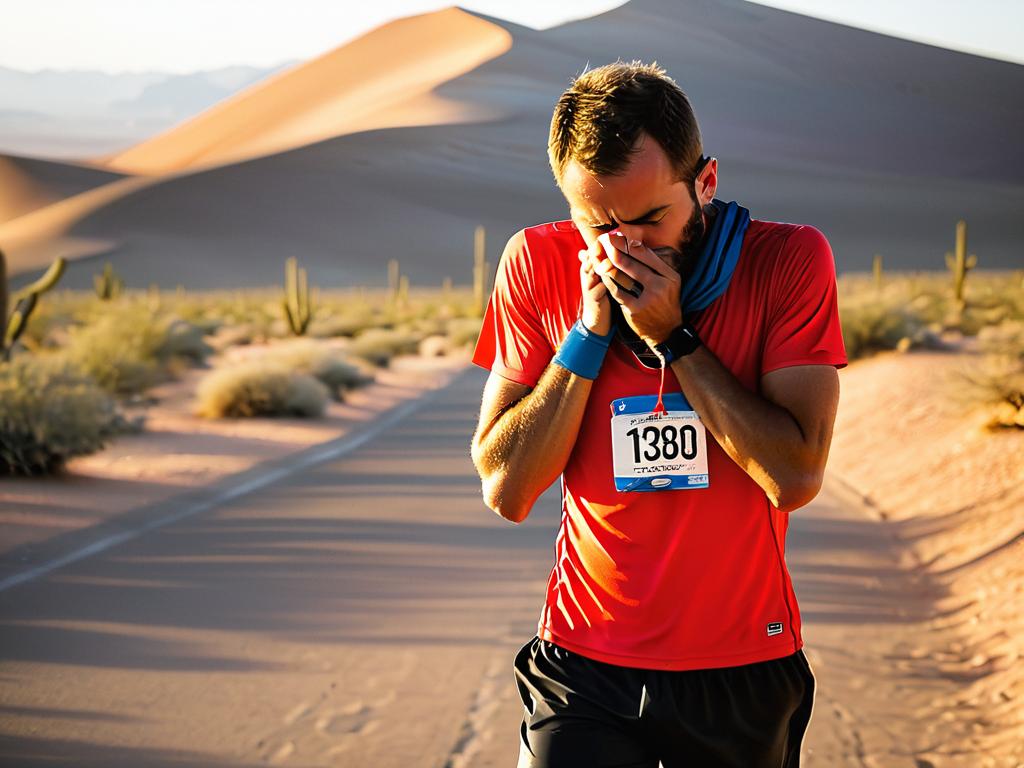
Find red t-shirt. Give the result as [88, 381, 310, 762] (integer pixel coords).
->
[472, 216, 848, 671]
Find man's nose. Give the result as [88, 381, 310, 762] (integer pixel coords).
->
[613, 225, 644, 251]
[606, 227, 638, 253]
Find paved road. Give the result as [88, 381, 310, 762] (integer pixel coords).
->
[0, 366, 923, 767]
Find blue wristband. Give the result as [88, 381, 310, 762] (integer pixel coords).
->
[552, 319, 616, 380]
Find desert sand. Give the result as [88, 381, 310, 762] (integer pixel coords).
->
[814, 337, 1023, 767]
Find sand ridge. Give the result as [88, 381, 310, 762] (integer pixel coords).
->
[102, 7, 514, 176]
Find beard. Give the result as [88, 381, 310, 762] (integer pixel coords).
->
[650, 196, 708, 284]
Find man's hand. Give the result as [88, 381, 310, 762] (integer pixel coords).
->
[583, 232, 683, 346]
[576, 237, 613, 335]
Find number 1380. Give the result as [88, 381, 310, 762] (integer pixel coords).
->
[625, 424, 698, 463]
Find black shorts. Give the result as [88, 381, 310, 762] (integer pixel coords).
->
[513, 636, 815, 768]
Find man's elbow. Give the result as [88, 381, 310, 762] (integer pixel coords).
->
[479, 474, 531, 524]
[772, 471, 824, 514]
[471, 450, 529, 524]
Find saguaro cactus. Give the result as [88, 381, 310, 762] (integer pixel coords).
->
[872, 254, 883, 292]
[473, 225, 489, 317]
[93, 261, 124, 300]
[2, 250, 67, 361]
[282, 256, 316, 336]
[387, 259, 400, 305]
[944, 220, 977, 304]
[1, 249, 6, 356]
[398, 274, 409, 305]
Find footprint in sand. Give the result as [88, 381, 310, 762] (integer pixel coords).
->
[269, 740, 296, 765]
[315, 700, 381, 736]
[283, 701, 313, 726]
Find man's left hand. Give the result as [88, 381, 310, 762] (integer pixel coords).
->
[587, 231, 683, 347]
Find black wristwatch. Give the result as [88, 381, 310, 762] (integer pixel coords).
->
[651, 322, 702, 363]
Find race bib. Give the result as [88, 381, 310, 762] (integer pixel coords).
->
[610, 393, 709, 492]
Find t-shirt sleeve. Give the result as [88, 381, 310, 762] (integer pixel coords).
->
[761, 225, 848, 376]
[471, 229, 554, 387]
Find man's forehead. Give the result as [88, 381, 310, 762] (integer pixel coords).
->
[562, 145, 680, 222]
[565, 172, 672, 224]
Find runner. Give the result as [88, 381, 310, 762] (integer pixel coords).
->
[470, 60, 847, 768]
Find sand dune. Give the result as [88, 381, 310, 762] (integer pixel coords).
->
[0, 154, 124, 225]
[102, 8, 513, 176]
[3, 0, 1022, 291]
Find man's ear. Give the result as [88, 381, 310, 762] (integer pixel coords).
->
[698, 158, 718, 206]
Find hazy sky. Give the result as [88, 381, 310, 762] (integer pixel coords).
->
[2, 0, 1022, 74]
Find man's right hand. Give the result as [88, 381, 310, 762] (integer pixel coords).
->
[578, 234, 616, 336]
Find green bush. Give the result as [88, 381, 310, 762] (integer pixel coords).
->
[948, 320, 1024, 429]
[60, 301, 212, 395]
[307, 314, 379, 339]
[257, 340, 372, 399]
[194, 361, 328, 418]
[347, 328, 422, 367]
[838, 293, 942, 360]
[446, 317, 483, 349]
[0, 354, 125, 475]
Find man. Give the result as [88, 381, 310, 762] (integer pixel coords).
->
[469, 60, 847, 768]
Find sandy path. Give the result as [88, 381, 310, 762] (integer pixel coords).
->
[0, 360, 1002, 766]
[795, 473, 954, 767]
[0, 351, 465, 567]
[0, 367, 558, 767]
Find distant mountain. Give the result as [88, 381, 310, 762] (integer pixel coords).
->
[0, 62, 298, 159]
[3, 0, 1022, 293]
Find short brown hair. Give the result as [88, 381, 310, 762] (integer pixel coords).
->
[547, 60, 704, 190]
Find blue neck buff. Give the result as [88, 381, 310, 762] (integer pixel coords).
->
[681, 197, 751, 311]
[613, 197, 751, 369]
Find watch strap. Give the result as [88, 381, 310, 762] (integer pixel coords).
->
[653, 322, 701, 363]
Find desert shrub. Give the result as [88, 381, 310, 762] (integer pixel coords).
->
[0, 354, 126, 474]
[307, 314, 379, 339]
[347, 328, 422, 367]
[838, 293, 942, 360]
[839, 270, 1024, 338]
[58, 300, 213, 395]
[160, 317, 215, 364]
[194, 361, 328, 418]
[257, 340, 373, 399]
[446, 317, 483, 349]
[419, 335, 451, 357]
[948, 320, 1024, 429]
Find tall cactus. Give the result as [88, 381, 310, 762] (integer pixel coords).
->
[944, 219, 977, 305]
[282, 256, 316, 336]
[387, 258, 400, 306]
[0, 249, 6, 357]
[872, 254, 883, 292]
[397, 274, 409, 309]
[2, 249, 67, 361]
[93, 261, 124, 300]
[473, 225, 489, 317]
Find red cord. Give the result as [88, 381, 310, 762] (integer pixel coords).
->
[653, 357, 667, 414]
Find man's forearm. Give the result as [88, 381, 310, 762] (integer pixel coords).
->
[669, 346, 817, 511]
[473, 363, 592, 522]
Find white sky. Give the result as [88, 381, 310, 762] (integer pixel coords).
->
[1, 0, 1021, 74]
